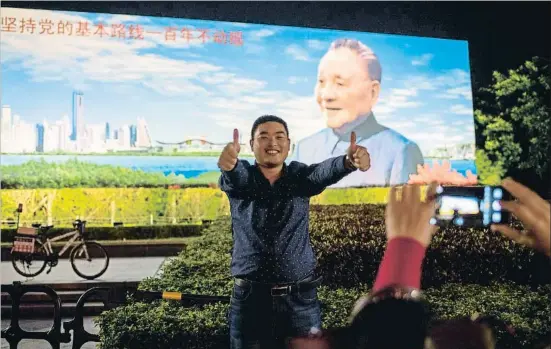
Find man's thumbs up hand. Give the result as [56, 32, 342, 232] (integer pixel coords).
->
[346, 131, 371, 172]
[218, 128, 241, 171]
[232, 128, 241, 154]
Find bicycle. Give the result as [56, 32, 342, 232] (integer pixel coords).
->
[11, 204, 110, 280]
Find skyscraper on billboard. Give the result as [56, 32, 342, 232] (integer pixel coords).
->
[36, 123, 44, 152]
[105, 122, 110, 140]
[70, 91, 84, 141]
[130, 125, 137, 147]
[136, 117, 152, 148]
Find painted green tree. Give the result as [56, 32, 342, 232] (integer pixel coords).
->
[475, 57, 550, 185]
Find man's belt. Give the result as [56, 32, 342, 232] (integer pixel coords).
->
[234, 275, 323, 297]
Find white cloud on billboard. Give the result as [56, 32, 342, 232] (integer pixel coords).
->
[436, 86, 473, 100]
[218, 77, 267, 95]
[95, 14, 151, 24]
[248, 28, 276, 41]
[450, 104, 473, 115]
[306, 39, 327, 50]
[411, 53, 434, 66]
[245, 44, 265, 55]
[285, 44, 311, 61]
[391, 88, 418, 97]
[288, 76, 308, 85]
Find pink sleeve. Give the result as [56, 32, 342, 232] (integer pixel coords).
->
[373, 237, 427, 292]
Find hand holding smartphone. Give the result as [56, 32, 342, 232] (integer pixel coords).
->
[431, 185, 512, 228]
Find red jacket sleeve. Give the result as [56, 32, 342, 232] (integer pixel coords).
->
[373, 237, 427, 292]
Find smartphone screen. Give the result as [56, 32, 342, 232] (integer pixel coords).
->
[433, 185, 511, 228]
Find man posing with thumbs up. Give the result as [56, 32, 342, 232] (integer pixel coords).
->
[218, 115, 370, 349]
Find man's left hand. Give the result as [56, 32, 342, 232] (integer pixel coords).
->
[346, 131, 371, 172]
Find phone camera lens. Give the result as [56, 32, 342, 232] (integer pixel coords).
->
[454, 217, 464, 226]
[492, 212, 502, 223]
[492, 201, 501, 211]
[493, 189, 503, 200]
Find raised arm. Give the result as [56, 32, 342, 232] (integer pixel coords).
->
[297, 155, 354, 196]
[298, 132, 371, 196]
[217, 129, 252, 193]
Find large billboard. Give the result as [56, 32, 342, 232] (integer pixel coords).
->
[1, 7, 476, 188]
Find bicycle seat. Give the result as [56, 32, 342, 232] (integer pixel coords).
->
[38, 226, 55, 237]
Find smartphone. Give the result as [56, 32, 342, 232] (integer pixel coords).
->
[432, 185, 512, 228]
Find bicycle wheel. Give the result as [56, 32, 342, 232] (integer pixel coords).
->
[70, 241, 110, 280]
[11, 242, 47, 278]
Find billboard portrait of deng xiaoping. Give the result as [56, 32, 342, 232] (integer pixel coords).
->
[1, 6, 476, 189]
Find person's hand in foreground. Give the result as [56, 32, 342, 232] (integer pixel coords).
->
[491, 177, 550, 257]
[217, 128, 241, 171]
[386, 182, 439, 247]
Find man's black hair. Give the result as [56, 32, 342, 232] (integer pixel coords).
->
[250, 115, 289, 139]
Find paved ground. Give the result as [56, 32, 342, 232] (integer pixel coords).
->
[1, 257, 169, 348]
[1, 257, 167, 284]
[1, 317, 97, 349]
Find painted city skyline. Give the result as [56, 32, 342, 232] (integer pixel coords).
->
[1, 6, 475, 157]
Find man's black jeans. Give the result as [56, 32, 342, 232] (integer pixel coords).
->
[229, 275, 322, 349]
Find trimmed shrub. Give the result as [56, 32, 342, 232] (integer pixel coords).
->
[97, 214, 551, 349]
[310, 205, 550, 288]
[1, 224, 203, 242]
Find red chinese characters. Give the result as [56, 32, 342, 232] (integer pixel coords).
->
[213, 30, 227, 44]
[128, 24, 144, 40]
[111, 24, 125, 39]
[229, 31, 243, 46]
[57, 20, 73, 36]
[1, 17, 17, 32]
[2, 16, 246, 46]
[19, 18, 36, 34]
[165, 27, 177, 41]
[76, 21, 91, 36]
[197, 29, 209, 43]
[180, 27, 192, 42]
[39, 19, 55, 35]
[94, 23, 109, 37]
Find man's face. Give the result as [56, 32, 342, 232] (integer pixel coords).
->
[250, 121, 290, 168]
[315, 48, 381, 129]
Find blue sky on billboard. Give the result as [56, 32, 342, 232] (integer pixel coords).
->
[1, 7, 475, 154]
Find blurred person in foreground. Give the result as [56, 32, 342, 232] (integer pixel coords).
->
[217, 115, 371, 349]
[289, 178, 550, 349]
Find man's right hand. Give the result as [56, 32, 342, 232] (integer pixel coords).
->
[217, 129, 241, 171]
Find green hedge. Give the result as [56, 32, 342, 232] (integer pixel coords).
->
[1, 224, 203, 242]
[97, 212, 551, 349]
[310, 205, 550, 288]
[98, 283, 550, 349]
[0, 159, 198, 189]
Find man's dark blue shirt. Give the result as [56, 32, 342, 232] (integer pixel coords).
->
[219, 155, 355, 283]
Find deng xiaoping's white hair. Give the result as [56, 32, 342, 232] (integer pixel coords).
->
[328, 38, 382, 83]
